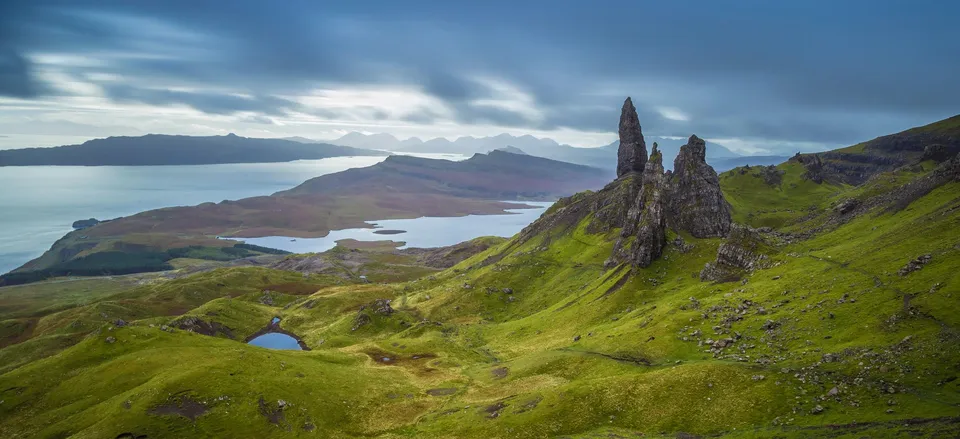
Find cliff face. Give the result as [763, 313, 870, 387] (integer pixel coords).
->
[789, 114, 960, 185]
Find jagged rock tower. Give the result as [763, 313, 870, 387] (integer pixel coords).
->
[616, 97, 648, 178]
[519, 97, 733, 270]
[624, 145, 667, 266]
[668, 135, 732, 238]
[611, 101, 732, 267]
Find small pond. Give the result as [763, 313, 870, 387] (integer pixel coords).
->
[247, 332, 302, 350]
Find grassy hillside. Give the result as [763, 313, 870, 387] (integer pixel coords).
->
[0, 150, 957, 437]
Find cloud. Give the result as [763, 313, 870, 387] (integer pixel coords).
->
[0, 1, 958, 153]
[240, 114, 277, 125]
[0, 49, 42, 98]
[656, 107, 690, 122]
[100, 83, 302, 116]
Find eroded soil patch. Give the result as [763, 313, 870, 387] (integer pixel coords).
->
[172, 316, 235, 338]
[257, 396, 289, 428]
[148, 394, 208, 421]
[364, 349, 439, 375]
[483, 401, 507, 418]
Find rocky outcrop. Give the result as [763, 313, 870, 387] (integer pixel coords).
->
[791, 153, 825, 183]
[700, 224, 771, 282]
[628, 147, 668, 266]
[668, 135, 732, 238]
[518, 98, 734, 270]
[171, 316, 236, 338]
[72, 218, 100, 230]
[352, 299, 395, 331]
[610, 146, 667, 267]
[616, 97, 647, 178]
[898, 254, 932, 276]
[921, 144, 958, 163]
[758, 165, 784, 186]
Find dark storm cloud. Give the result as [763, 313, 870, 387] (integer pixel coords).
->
[0, 49, 40, 98]
[1, 0, 959, 151]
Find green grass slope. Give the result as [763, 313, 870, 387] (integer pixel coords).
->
[0, 157, 958, 437]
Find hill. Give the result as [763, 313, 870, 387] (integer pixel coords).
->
[0, 133, 384, 166]
[791, 114, 960, 184]
[3, 151, 610, 284]
[279, 150, 611, 198]
[0, 101, 958, 438]
[493, 146, 528, 155]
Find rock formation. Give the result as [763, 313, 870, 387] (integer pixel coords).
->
[624, 145, 667, 267]
[700, 224, 771, 282]
[791, 153, 825, 183]
[616, 97, 647, 178]
[921, 144, 955, 163]
[668, 135, 732, 238]
[523, 98, 734, 269]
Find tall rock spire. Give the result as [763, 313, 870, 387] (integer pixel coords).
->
[616, 97, 647, 178]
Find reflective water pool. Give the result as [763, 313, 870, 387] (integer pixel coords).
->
[247, 332, 302, 350]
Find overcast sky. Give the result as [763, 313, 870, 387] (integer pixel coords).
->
[1, 1, 958, 153]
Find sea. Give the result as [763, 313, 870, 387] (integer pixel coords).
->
[0, 153, 547, 275]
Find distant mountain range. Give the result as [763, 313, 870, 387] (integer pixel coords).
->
[0, 130, 791, 171]
[294, 132, 783, 172]
[0, 133, 384, 166]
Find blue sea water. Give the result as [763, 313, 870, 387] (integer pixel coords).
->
[0, 152, 548, 275]
[0, 156, 395, 274]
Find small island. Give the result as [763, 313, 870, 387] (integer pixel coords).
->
[372, 229, 407, 235]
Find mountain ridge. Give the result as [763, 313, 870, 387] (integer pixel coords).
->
[0, 133, 385, 166]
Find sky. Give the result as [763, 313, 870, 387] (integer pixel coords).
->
[1, 1, 958, 154]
